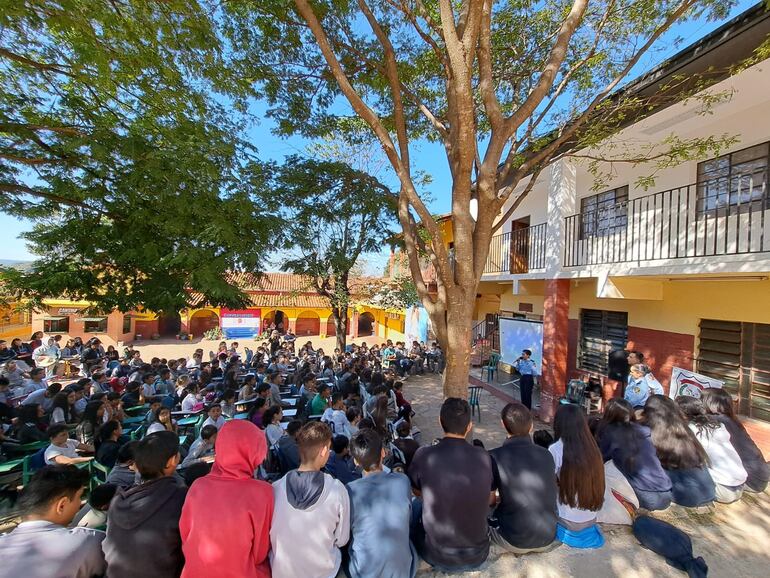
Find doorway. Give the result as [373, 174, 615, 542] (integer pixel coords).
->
[509, 216, 530, 274]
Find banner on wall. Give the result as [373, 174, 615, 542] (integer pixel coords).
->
[405, 306, 429, 344]
[220, 308, 261, 338]
[669, 367, 724, 399]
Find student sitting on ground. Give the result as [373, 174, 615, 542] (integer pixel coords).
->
[270, 421, 350, 578]
[103, 431, 187, 578]
[106, 441, 138, 488]
[346, 428, 417, 578]
[276, 419, 302, 472]
[595, 398, 673, 511]
[324, 435, 361, 485]
[701, 388, 770, 493]
[201, 403, 226, 430]
[677, 395, 748, 504]
[180, 425, 218, 468]
[71, 483, 118, 529]
[550, 404, 605, 545]
[409, 397, 493, 572]
[0, 465, 106, 578]
[393, 419, 420, 470]
[181, 420, 273, 578]
[642, 395, 715, 508]
[44, 424, 94, 466]
[489, 402, 559, 554]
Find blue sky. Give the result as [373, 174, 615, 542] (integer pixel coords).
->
[1, 0, 759, 267]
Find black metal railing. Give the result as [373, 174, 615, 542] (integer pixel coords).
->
[484, 223, 547, 274]
[564, 172, 770, 267]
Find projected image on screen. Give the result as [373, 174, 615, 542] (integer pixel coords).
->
[499, 318, 544, 373]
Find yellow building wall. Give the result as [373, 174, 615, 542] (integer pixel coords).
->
[0, 303, 32, 341]
[499, 292, 546, 316]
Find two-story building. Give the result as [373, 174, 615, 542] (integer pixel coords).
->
[473, 3, 770, 423]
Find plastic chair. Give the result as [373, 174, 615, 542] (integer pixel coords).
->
[22, 448, 47, 486]
[468, 386, 482, 422]
[90, 460, 110, 490]
[481, 353, 501, 382]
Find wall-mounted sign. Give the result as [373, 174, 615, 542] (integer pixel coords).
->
[57, 308, 81, 315]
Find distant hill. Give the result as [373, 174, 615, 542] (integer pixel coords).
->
[0, 260, 32, 270]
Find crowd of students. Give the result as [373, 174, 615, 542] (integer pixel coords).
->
[0, 334, 767, 578]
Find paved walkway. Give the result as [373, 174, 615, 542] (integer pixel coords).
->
[401, 372, 770, 578]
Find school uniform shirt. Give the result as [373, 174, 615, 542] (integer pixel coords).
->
[322, 408, 352, 438]
[549, 439, 601, 525]
[689, 423, 748, 487]
[44, 439, 80, 465]
[513, 358, 539, 376]
[408, 438, 493, 569]
[270, 470, 350, 578]
[624, 377, 651, 407]
[0, 520, 106, 578]
[22, 389, 55, 412]
[490, 436, 558, 549]
[1, 367, 26, 388]
[346, 471, 417, 578]
[714, 415, 770, 490]
[202, 415, 226, 431]
[265, 423, 285, 447]
[597, 423, 672, 493]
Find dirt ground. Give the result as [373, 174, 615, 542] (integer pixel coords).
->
[133, 340, 770, 578]
[403, 372, 770, 578]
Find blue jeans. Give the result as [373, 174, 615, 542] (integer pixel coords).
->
[666, 468, 715, 507]
[634, 488, 673, 511]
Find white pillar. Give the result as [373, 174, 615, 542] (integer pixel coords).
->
[545, 158, 577, 276]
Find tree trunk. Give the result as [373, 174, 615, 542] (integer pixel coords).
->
[434, 289, 475, 400]
[332, 305, 348, 352]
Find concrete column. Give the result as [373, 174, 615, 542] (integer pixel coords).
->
[351, 311, 360, 339]
[287, 317, 297, 334]
[545, 158, 577, 276]
[539, 279, 570, 422]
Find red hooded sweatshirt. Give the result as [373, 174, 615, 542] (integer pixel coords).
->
[180, 419, 274, 578]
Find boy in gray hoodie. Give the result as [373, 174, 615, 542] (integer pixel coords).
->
[270, 421, 350, 578]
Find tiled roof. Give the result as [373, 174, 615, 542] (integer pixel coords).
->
[224, 272, 314, 293]
[247, 293, 331, 309]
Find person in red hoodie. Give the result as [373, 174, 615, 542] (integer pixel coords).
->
[179, 419, 273, 578]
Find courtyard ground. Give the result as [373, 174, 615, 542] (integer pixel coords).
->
[402, 372, 770, 578]
[132, 340, 770, 577]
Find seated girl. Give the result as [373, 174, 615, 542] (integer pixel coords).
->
[595, 398, 673, 511]
[677, 395, 747, 504]
[643, 395, 715, 508]
[701, 388, 769, 493]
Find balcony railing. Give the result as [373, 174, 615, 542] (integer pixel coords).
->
[484, 223, 547, 274]
[564, 172, 770, 267]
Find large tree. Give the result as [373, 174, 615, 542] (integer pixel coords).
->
[0, 1, 276, 313]
[268, 156, 397, 351]
[228, 0, 741, 398]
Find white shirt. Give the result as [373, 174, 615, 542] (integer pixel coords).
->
[146, 422, 167, 435]
[549, 439, 600, 524]
[0, 520, 105, 578]
[202, 415, 226, 431]
[689, 423, 748, 487]
[322, 408, 352, 438]
[181, 394, 199, 412]
[45, 440, 80, 464]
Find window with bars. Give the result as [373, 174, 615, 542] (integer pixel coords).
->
[122, 314, 132, 334]
[696, 142, 769, 215]
[579, 309, 628, 374]
[579, 186, 629, 239]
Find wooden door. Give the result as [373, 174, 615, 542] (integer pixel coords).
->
[509, 217, 530, 274]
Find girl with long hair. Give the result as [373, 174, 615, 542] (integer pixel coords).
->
[146, 407, 177, 435]
[642, 395, 715, 507]
[550, 404, 605, 530]
[595, 398, 672, 511]
[677, 395, 747, 503]
[701, 388, 769, 492]
[75, 400, 106, 446]
[49, 391, 77, 426]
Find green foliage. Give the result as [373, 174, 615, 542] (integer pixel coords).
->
[265, 156, 398, 310]
[0, 1, 277, 312]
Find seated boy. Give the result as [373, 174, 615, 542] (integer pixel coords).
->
[0, 465, 106, 578]
[324, 435, 361, 485]
[103, 431, 187, 578]
[201, 403, 226, 430]
[270, 422, 350, 578]
[44, 424, 94, 466]
[180, 425, 218, 468]
[276, 419, 302, 472]
[408, 398, 493, 572]
[321, 393, 352, 438]
[346, 429, 417, 578]
[393, 419, 420, 470]
[106, 441, 139, 488]
[71, 483, 118, 529]
[489, 402, 558, 553]
[180, 420, 273, 578]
